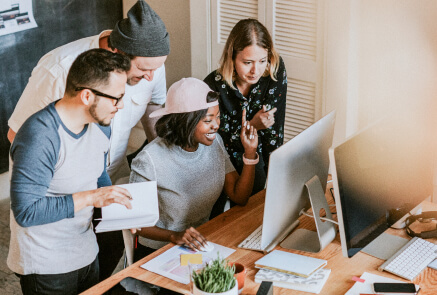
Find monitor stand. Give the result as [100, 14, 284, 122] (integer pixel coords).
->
[280, 175, 336, 253]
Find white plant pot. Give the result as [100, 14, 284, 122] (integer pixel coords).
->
[192, 279, 238, 295]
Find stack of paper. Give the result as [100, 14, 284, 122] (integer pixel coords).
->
[95, 181, 159, 233]
[255, 250, 327, 277]
[254, 250, 330, 293]
[255, 267, 331, 294]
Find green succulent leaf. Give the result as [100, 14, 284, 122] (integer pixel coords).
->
[192, 254, 236, 293]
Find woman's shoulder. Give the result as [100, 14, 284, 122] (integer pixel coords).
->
[134, 138, 168, 161]
[204, 70, 223, 87]
[204, 69, 220, 80]
[278, 55, 286, 69]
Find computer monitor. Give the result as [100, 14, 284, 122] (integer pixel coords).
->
[330, 110, 436, 258]
[260, 111, 336, 253]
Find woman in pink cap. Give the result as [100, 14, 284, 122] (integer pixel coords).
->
[129, 77, 258, 259]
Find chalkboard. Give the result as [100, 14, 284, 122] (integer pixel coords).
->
[0, 0, 123, 173]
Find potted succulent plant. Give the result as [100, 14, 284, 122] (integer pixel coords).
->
[191, 256, 238, 295]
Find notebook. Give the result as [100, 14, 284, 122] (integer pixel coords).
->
[95, 181, 159, 233]
[254, 250, 327, 278]
[255, 267, 331, 294]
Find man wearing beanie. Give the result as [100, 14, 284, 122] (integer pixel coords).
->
[7, 0, 169, 282]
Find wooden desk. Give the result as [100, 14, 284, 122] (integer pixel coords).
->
[82, 188, 437, 295]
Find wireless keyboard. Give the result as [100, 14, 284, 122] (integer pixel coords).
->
[378, 237, 437, 281]
[238, 225, 263, 251]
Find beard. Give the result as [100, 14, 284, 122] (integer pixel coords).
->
[89, 98, 111, 126]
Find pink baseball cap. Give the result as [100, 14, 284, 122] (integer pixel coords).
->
[149, 77, 218, 118]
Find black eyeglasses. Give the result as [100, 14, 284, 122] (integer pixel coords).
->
[75, 87, 123, 106]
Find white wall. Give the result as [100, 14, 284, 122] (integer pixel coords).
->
[325, 0, 437, 143]
[324, 0, 437, 200]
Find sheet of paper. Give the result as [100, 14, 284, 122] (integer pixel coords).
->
[345, 272, 419, 295]
[95, 181, 159, 233]
[0, 0, 38, 37]
[141, 243, 236, 284]
[95, 215, 158, 233]
[101, 182, 158, 220]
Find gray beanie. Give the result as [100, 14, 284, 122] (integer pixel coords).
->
[110, 0, 170, 57]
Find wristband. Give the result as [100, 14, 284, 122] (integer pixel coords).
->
[243, 152, 259, 165]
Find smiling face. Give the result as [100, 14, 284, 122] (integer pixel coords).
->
[88, 71, 127, 126]
[233, 44, 268, 91]
[125, 55, 167, 85]
[188, 105, 220, 151]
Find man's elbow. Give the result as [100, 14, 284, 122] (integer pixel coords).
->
[14, 215, 34, 228]
[12, 209, 38, 228]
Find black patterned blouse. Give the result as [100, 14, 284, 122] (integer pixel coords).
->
[204, 57, 287, 174]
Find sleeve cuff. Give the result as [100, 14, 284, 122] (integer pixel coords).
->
[65, 194, 75, 218]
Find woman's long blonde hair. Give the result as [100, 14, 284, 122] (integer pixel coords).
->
[218, 19, 280, 90]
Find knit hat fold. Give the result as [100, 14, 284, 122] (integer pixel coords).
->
[110, 0, 170, 57]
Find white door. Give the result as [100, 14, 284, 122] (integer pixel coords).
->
[210, 0, 325, 142]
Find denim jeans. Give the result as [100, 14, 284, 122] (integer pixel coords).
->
[17, 256, 99, 295]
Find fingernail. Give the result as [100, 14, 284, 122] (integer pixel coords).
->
[243, 121, 247, 127]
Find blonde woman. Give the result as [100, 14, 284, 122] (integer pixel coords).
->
[204, 19, 287, 211]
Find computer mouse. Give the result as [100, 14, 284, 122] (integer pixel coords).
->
[200, 242, 214, 252]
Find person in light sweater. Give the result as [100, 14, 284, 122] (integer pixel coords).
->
[129, 78, 259, 258]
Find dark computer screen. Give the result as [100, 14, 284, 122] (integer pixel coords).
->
[331, 109, 436, 257]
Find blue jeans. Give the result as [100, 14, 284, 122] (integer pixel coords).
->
[17, 256, 99, 295]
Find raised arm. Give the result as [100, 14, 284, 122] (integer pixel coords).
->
[223, 109, 258, 205]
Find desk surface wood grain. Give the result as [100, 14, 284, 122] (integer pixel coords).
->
[81, 186, 437, 295]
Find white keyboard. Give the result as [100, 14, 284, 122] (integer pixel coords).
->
[238, 225, 263, 251]
[378, 237, 437, 281]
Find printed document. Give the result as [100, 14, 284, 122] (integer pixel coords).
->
[141, 243, 235, 284]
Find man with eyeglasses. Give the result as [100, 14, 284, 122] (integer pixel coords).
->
[7, 49, 134, 295]
[7, 1, 169, 280]
[8, 0, 169, 183]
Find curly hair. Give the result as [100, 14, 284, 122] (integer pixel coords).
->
[155, 91, 219, 149]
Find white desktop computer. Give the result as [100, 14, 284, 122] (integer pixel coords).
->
[239, 111, 336, 253]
